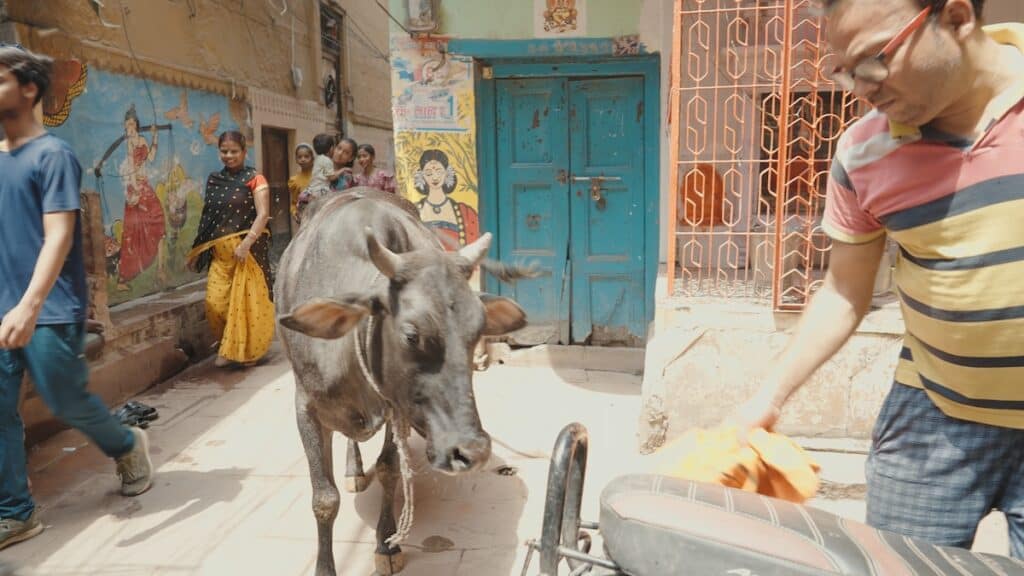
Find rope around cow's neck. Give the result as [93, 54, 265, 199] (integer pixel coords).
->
[354, 309, 416, 548]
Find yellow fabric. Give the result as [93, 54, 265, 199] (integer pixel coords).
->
[204, 235, 275, 363]
[888, 23, 1024, 138]
[652, 426, 821, 503]
[287, 171, 312, 216]
[895, 199, 1024, 260]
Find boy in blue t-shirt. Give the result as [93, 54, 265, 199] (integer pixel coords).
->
[0, 45, 153, 551]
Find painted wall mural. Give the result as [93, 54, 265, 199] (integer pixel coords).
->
[394, 133, 480, 248]
[536, 0, 586, 37]
[46, 67, 240, 305]
[391, 36, 480, 247]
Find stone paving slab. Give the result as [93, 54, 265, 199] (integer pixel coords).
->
[1, 346, 1012, 575]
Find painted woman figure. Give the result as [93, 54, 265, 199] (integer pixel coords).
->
[414, 149, 479, 248]
[117, 104, 166, 290]
[186, 131, 274, 368]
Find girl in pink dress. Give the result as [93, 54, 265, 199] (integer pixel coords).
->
[353, 144, 396, 194]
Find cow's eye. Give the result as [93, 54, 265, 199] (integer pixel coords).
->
[402, 325, 420, 347]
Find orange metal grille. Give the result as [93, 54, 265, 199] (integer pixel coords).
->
[667, 0, 866, 309]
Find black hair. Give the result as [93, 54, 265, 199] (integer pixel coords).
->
[357, 143, 376, 158]
[313, 133, 336, 156]
[336, 137, 358, 167]
[822, 0, 984, 18]
[218, 130, 247, 150]
[0, 45, 53, 105]
[124, 104, 140, 129]
[415, 149, 458, 195]
[338, 137, 358, 152]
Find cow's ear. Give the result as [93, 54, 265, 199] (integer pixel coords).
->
[279, 297, 371, 339]
[479, 293, 527, 335]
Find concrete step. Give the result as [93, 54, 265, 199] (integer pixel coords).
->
[494, 344, 645, 375]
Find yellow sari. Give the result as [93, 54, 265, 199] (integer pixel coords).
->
[187, 167, 275, 364]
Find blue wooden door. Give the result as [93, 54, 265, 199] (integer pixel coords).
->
[496, 78, 571, 344]
[568, 77, 646, 344]
[495, 76, 645, 345]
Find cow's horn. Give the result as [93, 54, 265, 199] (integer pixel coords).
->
[365, 227, 400, 279]
[458, 232, 493, 267]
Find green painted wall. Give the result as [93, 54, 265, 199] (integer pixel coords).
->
[389, 0, 643, 39]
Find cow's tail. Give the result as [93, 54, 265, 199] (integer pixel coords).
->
[478, 259, 541, 284]
[431, 228, 540, 284]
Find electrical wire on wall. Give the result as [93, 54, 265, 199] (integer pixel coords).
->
[90, 1, 176, 231]
[267, 0, 287, 17]
[346, 15, 389, 63]
[374, 0, 412, 36]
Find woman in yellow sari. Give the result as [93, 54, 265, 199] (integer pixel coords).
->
[187, 131, 274, 367]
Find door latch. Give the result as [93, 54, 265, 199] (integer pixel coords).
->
[572, 175, 621, 211]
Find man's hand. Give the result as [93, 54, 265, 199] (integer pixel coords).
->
[730, 387, 783, 444]
[0, 303, 40, 349]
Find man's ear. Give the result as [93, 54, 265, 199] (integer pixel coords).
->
[944, 0, 980, 39]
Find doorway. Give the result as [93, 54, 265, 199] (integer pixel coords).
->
[487, 65, 656, 347]
[260, 126, 292, 270]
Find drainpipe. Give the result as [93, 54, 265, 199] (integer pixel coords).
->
[0, 0, 18, 44]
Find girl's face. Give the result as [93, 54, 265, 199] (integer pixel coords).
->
[219, 140, 246, 170]
[357, 149, 374, 171]
[334, 142, 355, 166]
[296, 148, 314, 171]
[422, 160, 446, 189]
[124, 118, 138, 137]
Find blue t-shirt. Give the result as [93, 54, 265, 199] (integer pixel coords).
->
[0, 133, 88, 325]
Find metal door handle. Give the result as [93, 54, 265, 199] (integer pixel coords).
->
[572, 176, 622, 182]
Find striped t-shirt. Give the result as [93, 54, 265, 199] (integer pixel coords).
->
[822, 24, 1024, 429]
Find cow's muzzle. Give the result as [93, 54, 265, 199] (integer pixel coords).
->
[430, 433, 492, 475]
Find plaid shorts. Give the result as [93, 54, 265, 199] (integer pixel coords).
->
[866, 383, 1024, 558]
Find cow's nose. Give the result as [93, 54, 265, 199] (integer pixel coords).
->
[440, 435, 491, 473]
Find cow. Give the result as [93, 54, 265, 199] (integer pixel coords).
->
[275, 188, 529, 576]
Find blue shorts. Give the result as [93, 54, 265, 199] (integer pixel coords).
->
[866, 383, 1024, 559]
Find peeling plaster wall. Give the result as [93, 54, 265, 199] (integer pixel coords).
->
[987, 0, 1024, 24]
[639, 299, 906, 451]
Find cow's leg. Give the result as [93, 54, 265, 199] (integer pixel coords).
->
[374, 423, 406, 575]
[296, 400, 340, 576]
[345, 438, 370, 493]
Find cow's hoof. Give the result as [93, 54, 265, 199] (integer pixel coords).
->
[345, 475, 370, 493]
[374, 551, 406, 575]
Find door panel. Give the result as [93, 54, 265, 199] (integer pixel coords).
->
[569, 77, 646, 344]
[260, 126, 292, 270]
[494, 75, 646, 346]
[496, 78, 570, 345]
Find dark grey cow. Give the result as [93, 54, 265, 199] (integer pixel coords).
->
[275, 189, 528, 576]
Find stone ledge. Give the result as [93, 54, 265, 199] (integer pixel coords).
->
[640, 291, 904, 452]
[20, 283, 213, 447]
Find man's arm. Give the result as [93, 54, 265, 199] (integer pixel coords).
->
[735, 235, 887, 430]
[0, 212, 77, 348]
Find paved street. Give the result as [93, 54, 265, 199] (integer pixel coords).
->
[1, 343, 1011, 575]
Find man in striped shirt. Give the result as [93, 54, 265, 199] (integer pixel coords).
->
[736, 0, 1024, 558]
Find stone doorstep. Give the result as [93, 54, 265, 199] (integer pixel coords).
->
[498, 344, 646, 375]
[20, 284, 210, 448]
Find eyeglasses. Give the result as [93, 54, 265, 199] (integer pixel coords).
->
[829, 6, 933, 92]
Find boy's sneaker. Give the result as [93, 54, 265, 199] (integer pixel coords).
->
[0, 511, 43, 551]
[116, 427, 153, 496]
